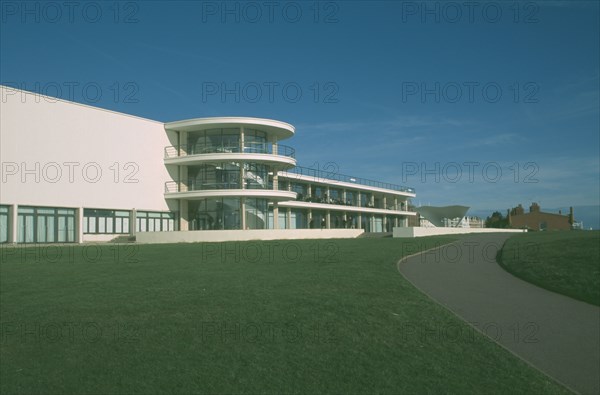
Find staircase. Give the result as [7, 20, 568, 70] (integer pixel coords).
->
[358, 232, 393, 238]
[110, 235, 137, 243]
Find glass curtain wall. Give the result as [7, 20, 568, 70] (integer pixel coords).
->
[331, 212, 343, 228]
[310, 210, 326, 229]
[291, 183, 307, 201]
[244, 129, 267, 153]
[278, 180, 289, 191]
[245, 198, 268, 229]
[290, 209, 307, 229]
[244, 163, 269, 189]
[187, 163, 271, 191]
[345, 190, 355, 206]
[188, 128, 241, 154]
[360, 214, 370, 232]
[190, 198, 241, 230]
[188, 163, 241, 190]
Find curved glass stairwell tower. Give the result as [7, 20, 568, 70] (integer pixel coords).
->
[163, 117, 297, 230]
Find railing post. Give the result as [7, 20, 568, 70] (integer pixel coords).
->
[240, 126, 244, 153]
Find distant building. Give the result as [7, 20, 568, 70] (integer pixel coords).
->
[508, 203, 575, 231]
[413, 205, 482, 228]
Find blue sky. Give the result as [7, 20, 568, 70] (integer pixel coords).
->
[1, 1, 599, 226]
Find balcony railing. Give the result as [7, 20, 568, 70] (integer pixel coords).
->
[165, 181, 413, 212]
[165, 180, 270, 193]
[164, 142, 295, 159]
[291, 194, 413, 211]
[281, 166, 415, 194]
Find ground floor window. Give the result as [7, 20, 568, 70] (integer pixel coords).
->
[84, 209, 130, 234]
[360, 214, 369, 232]
[17, 206, 76, 243]
[290, 209, 306, 229]
[347, 214, 357, 229]
[278, 210, 287, 229]
[373, 216, 383, 232]
[310, 210, 326, 229]
[246, 198, 268, 229]
[330, 213, 344, 228]
[267, 208, 308, 229]
[0, 205, 9, 243]
[190, 198, 241, 230]
[270, 208, 287, 229]
[137, 211, 176, 232]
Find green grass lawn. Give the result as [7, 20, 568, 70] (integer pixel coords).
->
[1, 237, 570, 394]
[498, 230, 600, 306]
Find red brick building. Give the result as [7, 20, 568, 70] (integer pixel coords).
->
[508, 203, 574, 231]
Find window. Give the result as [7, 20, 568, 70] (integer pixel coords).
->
[278, 180, 289, 191]
[329, 188, 340, 201]
[244, 163, 269, 189]
[18, 206, 76, 243]
[359, 193, 369, 207]
[345, 190, 356, 206]
[311, 211, 326, 229]
[246, 198, 268, 229]
[84, 209, 130, 234]
[291, 182, 308, 200]
[136, 211, 176, 232]
[190, 199, 240, 230]
[0, 206, 8, 243]
[188, 128, 241, 154]
[188, 163, 241, 190]
[290, 209, 307, 229]
[244, 129, 267, 153]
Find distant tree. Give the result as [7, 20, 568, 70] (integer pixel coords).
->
[485, 211, 509, 228]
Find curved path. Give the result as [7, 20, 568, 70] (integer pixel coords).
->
[398, 234, 600, 395]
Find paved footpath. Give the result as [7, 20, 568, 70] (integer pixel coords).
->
[398, 234, 600, 395]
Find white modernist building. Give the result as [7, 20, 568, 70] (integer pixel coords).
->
[0, 86, 416, 243]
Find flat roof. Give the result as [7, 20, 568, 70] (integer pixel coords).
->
[164, 117, 295, 140]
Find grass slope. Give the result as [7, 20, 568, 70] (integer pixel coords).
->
[499, 231, 600, 306]
[1, 238, 569, 394]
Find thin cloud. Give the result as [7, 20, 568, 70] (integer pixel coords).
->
[466, 133, 526, 147]
[296, 116, 472, 134]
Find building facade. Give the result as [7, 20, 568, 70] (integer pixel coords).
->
[508, 203, 575, 231]
[0, 86, 416, 243]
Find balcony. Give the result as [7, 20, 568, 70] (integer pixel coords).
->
[164, 142, 295, 159]
[280, 166, 415, 194]
[164, 181, 297, 201]
[164, 142, 296, 169]
[293, 194, 413, 211]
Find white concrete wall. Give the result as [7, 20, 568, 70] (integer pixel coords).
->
[0, 86, 174, 212]
[136, 229, 364, 244]
[393, 227, 527, 238]
[82, 234, 123, 243]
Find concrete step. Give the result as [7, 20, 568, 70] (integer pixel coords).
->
[358, 232, 393, 238]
